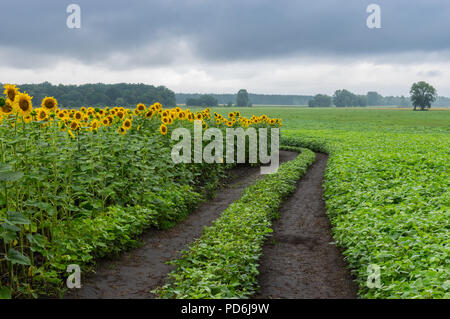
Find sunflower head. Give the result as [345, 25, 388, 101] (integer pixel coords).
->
[117, 111, 124, 119]
[57, 111, 66, 120]
[160, 124, 168, 135]
[70, 121, 80, 131]
[3, 84, 19, 102]
[14, 92, 33, 116]
[123, 119, 132, 129]
[91, 120, 100, 130]
[0, 99, 15, 115]
[117, 127, 127, 135]
[136, 103, 146, 112]
[41, 97, 58, 112]
[37, 109, 48, 121]
[145, 110, 154, 119]
[102, 118, 110, 126]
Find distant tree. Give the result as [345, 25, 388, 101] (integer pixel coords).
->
[333, 89, 368, 107]
[308, 94, 332, 107]
[355, 95, 368, 107]
[410, 81, 437, 111]
[236, 89, 249, 107]
[115, 97, 126, 106]
[198, 94, 218, 107]
[186, 97, 199, 107]
[367, 91, 383, 106]
[186, 95, 218, 107]
[333, 89, 354, 107]
[398, 95, 411, 108]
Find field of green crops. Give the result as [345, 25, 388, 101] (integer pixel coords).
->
[210, 107, 449, 299]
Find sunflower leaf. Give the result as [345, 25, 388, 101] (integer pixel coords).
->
[6, 248, 31, 266]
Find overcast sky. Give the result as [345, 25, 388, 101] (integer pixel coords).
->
[1, 0, 450, 96]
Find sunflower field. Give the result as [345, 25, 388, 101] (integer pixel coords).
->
[0, 84, 281, 298]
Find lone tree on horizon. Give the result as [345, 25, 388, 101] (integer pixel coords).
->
[236, 89, 250, 107]
[410, 81, 437, 111]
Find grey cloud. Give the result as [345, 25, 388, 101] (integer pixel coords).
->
[417, 70, 442, 77]
[1, 0, 450, 69]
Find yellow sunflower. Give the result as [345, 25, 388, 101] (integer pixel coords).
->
[145, 110, 154, 119]
[90, 120, 100, 130]
[74, 111, 83, 121]
[123, 119, 132, 130]
[160, 124, 168, 135]
[14, 92, 33, 116]
[136, 103, 146, 112]
[69, 121, 80, 131]
[117, 127, 126, 135]
[37, 109, 48, 121]
[161, 116, 170, 124]
[41, 97, 58, 112]
[101, 118, 110, 126]
[116, 110, 125, 120]
[0, 99, 15, 115]
[3, 84, 19, 102]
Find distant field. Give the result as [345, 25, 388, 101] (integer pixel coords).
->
[208, 106, 450, 131]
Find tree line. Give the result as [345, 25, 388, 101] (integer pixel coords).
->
[0, 82, 176, 108]
[2, 82, 448, 109]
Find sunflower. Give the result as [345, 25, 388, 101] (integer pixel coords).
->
[57, 111, 66, 120]
[226, 121, 233, 127]
[196, 113, 203, 121]
[145, 110, 154, 119]
[160, 124, 168, 135]
[102, 118, 110, 126]
[136, 103, 146, 112]
[14, 92, 33, 116]
[123, 119, 132, 130]
[116, 110, 125, 120]
[22, 115, 32, 124]
[74, 111, 83, 121]
[37, 109, 48, 121]
[70, 121, 80, 131]
[202, 122, 207, 130]
[117, 127, 126, 135]
[178, 111, 186, 120]
[161, 116, 170, 124]
[3, 84, 19, 102]
[90, 120, 100, 130]
[0, 99, 15, 115]
[68, 129, 75, 139]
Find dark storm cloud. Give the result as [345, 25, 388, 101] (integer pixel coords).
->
[1, 0, 450, 68]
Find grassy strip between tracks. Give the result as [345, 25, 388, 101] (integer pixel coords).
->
[155, 147, 315, 298]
